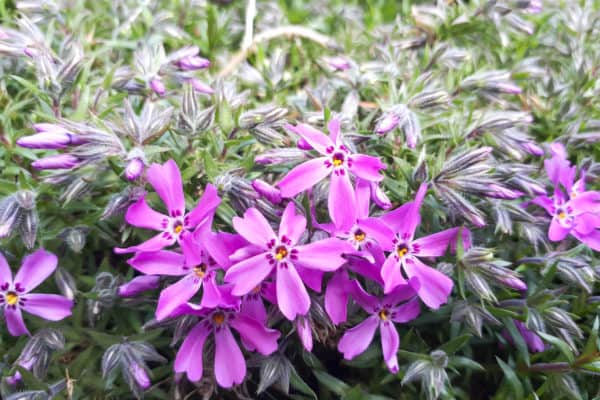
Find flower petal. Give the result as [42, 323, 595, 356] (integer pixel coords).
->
[380, 322, 400, 373]
[403, 257, 453, 309]
[278, 157, 331, 198]
[296, 317, 313, 352]
[329, 171, 356, 231]
[357, 218, 395, 250]
[548, 217, 570, 241]
[381, 255, 407, 294]
[325, 270, 351, 325]
[174, 322, 210, 381]
[573, 229, 600, 251]
[276, 264, 310, 320]
[0, 251, 13, 288]
[348, 154, 386, 182]
[114, 233, 176, 254]
[241, 296, 267, 324]
[412, 227, 462, 258]
[186, 183, 221, 227]
[4, 307, 29, 336]
[14, 249, 57, 293]
[390, 297, 421, 323]
[127, 251, 188, 276]
[338, 316, 379, 360]
[147, 159, 185, 216]
[380, 201, 413, 234]
[21, 293, 73, 321]
[124, 195, 168, 231]
[232, 207, 277, 247]
[279, 202, 307, 245]
[285, 123, 334, 155]
[225, 253, 274, 296]
[214, 325, 246, 388]
[156, 275, 202, 320]
[328, 118, 341, 145]
[347, 279, 379, 313]
[295, 238, 354, 271]
[230, 314, 280, 355]
[199, 276, 222, 308]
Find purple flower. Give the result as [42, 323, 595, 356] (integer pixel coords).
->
[32, 154, 80, 170]
[379, 183, 470, 309]
[338, 279, 421, 373]
[0, 249, 73, 336]
[532, 143, 600, 250]
[278, 119, 387, 230]
[115, 160, 221, 254]
[174, 303, 280, 388]
[224, 202, 355, 320]
[176, 55, 210, 71]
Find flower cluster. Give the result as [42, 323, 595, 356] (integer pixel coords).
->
[115, 114, 478, 387]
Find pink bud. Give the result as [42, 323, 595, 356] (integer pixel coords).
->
[149, 78, 166, 96]
[498, 276, 528, 292]
[190, 78, 214, 94]
[324, 56, 351, 71]
[118, 275, 160, 297]
[522, 141, 544, 156]
[370, 182, 391, 209]
[296, 317, 313, 352]
[131, 363, 151, 389]
[125, 158, 145, 181]
[177, 55, 210, 70]
[374, 113, 401, 135]
[32, 154, 80, 170]
[17, 131, 83, 149]
[296, 138, 313, 150]
[252, 179, 282, 204]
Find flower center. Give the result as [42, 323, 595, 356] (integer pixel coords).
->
[251, 285, 261, 294]
[193, 264, 207, 278]
[275, 246, 288, 261]
[354, 229, 366, 242]
[173, 221, 184, 234]
[332, 153, 345, 167]
[5, 291, 18, 306]
[212, 312, 225, 326]
[558, 211, 566, 220]
[396, 244, 409, 258]
[378, 309, 389, 321]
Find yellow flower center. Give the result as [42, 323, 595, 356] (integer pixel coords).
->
[193, 264, 207, 278]
[275, 246, 288, 260]
[558, 212, 566, 220]
[378, 309, 389, 321]
[570, 191, 577, 199]
[174, 224, 183, 234]
[252, 285, 261, 294]
[212, 312, 225, 325]
[397, 245, 408, 258]
[354, 230, 366, 242]
[332, 153, 344, 167]
[6, 291, 18, 306]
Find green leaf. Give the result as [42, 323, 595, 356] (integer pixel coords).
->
[313, 370, 349, 396]
[438, 334, 471, 355]
[289, 365, 317, 400]
[537, 332, 575, 364]
[496, 357, 524, 400]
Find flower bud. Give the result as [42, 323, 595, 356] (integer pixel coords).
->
[149, 78, 166, 96]
[32, 154, 80, 170]
[252, 179, 282, 204]
[17, 130, 84, 149]
[255, 148, 307, 165]
[130, 363, 151, 389]
[296, 138, 313, 150]
[369, 181, 391, 209]
[190, 78, 215, 94]
[118, 275, 160, 297]
[323, 56, 351, 71]
[374, 110, 402, 135]
[125, 158, 145, 181]
[176, 55, 210, 71]
[55, 267, 77, 300]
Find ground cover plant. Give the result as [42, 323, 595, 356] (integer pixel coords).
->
[1, 0, 600, 399]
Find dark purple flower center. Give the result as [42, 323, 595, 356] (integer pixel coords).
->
[353, 229, 366, 242]
[212, 312, 226, 326]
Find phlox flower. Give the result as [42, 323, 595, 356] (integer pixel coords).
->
[379, 183, 470, 309]
[0, 249, 73, 336]
[224, 202, 354, 320]
[278, 118, 386, 230]
[115, 160, 220, 254]
[173, 302, 280, 388]
[338, 279, 421, 373]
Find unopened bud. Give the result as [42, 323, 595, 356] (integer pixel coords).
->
[118, 275, 160, 297]
[32, 154, 80, 170]
[149, 78, 166, 96]
[252, 179, 282, 204]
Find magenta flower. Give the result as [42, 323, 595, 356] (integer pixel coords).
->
[532, 143, 600, 250]
[502, 320, 545, 353]
[31, 154, 80, 170]
[174, 303, 280, 388]
[278, 119, 386, 230]
[224, 202, 354, 320]
[338, 279, 421, 373]
[118, 275, 160, 297]
[115, 160, 221, 254]
[379, 183, 470, 309]
[0, 249, 73, 336]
